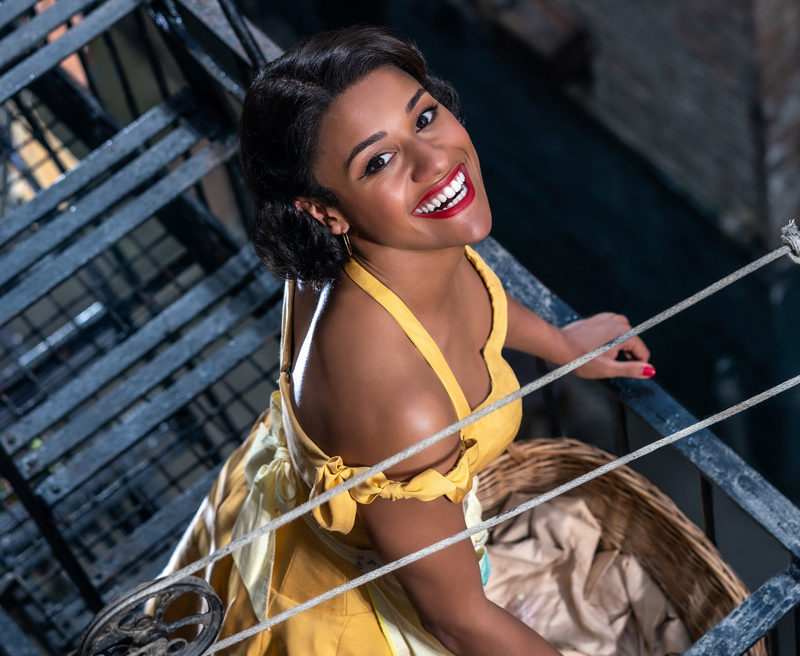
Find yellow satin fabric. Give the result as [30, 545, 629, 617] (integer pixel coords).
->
[295, 246, 522, 541]
[161, 247, 523, 655]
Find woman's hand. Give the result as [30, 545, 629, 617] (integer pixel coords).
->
[561, 312, 654, 379]
[506, 296, 654, 380]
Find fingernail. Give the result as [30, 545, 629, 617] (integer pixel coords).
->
[642, 365, 656, 378]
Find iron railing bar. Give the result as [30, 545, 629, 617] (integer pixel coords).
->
[534, 356, 562, 436]
[170, 0, 282, 64]
[671, 418, 800, 558]
[37, 301, 283, 505]
[132, 7, 170, 101]
[8, 94, 69, 174]
[614, 398, 631, 455]
[0, 0, 146, 104]
[215, 0, 266, 69]
[0, 133, 236, 326]
[152, 0, 246, 102]
[0, 604, 40, 656]
[91, 465, 221, 586]
[74, 35, 103, 101]
[23, 273, 279, 479]
[0, 0, 97, 71]
[0, 247, 259, 457]
[0, 92, 189, 247]
[683, 563, 800, 655]
[101, 29, 140, 119]
[28, 66, 119, 148]
[474, 238, 800, 560]
[0, 0, 40, 33]
[0, 124, 202, 288]
[0, 443, 104, 611]
[699, 473, 717, 544]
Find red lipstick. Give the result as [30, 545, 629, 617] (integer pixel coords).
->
[413, 164, 475, 219]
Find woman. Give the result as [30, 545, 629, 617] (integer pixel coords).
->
[164, 25, 654, 655]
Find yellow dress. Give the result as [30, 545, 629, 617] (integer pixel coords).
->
[161, 246, 522, 655]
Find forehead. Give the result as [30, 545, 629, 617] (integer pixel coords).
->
[316, 66, 423, 161]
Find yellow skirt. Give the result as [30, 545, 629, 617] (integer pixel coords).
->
[161, 434, 393, 656]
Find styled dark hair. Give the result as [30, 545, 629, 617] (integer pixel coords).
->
[238, 25, 461, 283]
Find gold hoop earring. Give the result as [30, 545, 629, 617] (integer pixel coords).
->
[342, 233, 353, 258]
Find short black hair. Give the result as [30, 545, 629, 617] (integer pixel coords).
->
[238, 25, 461, 283]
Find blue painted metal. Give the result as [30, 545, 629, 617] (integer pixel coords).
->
[38, 299, 283, 506]
[0, 134, 237, 326]
[0, 0, 146, 102]
[685, 563, 800, 655]
[0, 605, 41, 656]
[0, 0, 97, 70]
[1, 246, 260, 458]
[25, 273, 279, 486]
[92, 466, 221, 587]
[476, 237, 800, 561]
[0, 0, 41, 32]
[0, 93, 189, 249]
[0, 125, 202, 288]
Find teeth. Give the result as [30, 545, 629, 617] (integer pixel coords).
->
[414, 170, 469, 214]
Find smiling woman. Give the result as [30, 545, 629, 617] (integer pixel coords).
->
[161, 25, 656, 656]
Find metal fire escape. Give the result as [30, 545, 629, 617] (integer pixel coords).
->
[0, 1, 798, 654]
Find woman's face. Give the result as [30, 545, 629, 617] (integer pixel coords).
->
[310, 66, 491, 256]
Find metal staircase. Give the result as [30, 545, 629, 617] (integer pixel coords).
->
[0, 1, 283, 652]
[0, 2, 798, 654]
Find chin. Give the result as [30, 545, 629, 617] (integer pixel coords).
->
[463, 204, 492, 244]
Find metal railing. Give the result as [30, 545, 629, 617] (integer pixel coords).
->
[0, 1, 798, 654]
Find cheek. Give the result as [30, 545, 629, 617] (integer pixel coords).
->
[337, 180, 410, 230]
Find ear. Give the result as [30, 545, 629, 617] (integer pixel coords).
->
[295, 198, 350, 236]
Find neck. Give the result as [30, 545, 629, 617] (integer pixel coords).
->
[349, 244, 467, 316]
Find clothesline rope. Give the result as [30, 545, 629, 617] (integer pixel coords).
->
[146, 221, 800, 603]
[108, 220, 800, 655]
[202, 369, 800, 655]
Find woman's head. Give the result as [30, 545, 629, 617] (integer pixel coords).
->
[239, 25, 463, 282]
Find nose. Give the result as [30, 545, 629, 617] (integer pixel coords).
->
[408, 137, 449, 183]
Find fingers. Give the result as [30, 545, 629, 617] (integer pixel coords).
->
[618, 334, 650, 363]
[614, 360, 656, 379]
[603, 314, 650, 363]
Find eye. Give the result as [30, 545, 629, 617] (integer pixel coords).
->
[364, 152, 394, 176]
[416, 104, 439, 131]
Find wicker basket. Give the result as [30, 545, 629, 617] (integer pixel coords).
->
[477, 438, 766, 655]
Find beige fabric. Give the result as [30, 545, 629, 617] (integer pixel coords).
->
[484, 495, 691, 656]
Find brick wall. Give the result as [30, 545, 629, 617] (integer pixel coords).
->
[755, 0, 800, 239]
[527, 0, 800, 246]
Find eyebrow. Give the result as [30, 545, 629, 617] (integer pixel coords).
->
[345, 131, 387, 171]
[344, 88, 428, 171]
[405, 87, 426, 114]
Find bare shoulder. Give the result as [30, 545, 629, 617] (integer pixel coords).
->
[296, 276, 462, 480]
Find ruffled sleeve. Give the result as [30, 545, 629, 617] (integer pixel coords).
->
[310, 438, 480, 534]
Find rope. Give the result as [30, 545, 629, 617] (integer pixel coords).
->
[139, 231, 799, 601]
[113, 220, 798, 655]
[203, 370, 800, 654]
[781, 219, 800, 264]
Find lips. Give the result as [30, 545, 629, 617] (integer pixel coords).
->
[412, 164, 476, 219]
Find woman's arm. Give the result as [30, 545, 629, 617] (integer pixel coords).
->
[359, 489, 561, 656]
[505, 294, 654, 379]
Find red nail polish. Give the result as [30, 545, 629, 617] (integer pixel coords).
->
[642, 365, 656, 378]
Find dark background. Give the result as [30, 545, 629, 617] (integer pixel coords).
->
[240, 0, 800, 504]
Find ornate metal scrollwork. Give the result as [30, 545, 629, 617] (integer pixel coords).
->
[75, 576, 223, 656]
